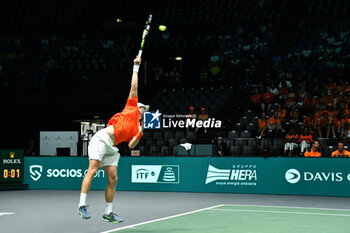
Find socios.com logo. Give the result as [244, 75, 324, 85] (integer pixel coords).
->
[144, 110, 161, 129]
[29, 165, 105, 181]
[30, 165, 43, 181]
[285, 168, 301, 184]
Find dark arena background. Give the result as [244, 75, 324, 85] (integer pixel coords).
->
[1, 1, 350, 233]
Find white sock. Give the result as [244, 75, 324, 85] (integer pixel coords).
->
[79, 193, 88, 207]
[105, 202, 113, 215]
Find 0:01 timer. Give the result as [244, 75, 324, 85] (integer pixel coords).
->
[3, 169, 20, 179]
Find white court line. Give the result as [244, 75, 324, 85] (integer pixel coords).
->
[223, 204, 350, 212]
[100, 204, 224, 233]
[209, 208, 350, 217]
[0, 212, 14, 217]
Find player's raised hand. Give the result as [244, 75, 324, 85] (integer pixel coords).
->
[134, 56, 141, 65]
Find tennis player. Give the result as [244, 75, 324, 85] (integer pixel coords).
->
[78, 56, 149, 223]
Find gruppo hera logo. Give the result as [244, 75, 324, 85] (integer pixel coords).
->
[30, 165, 43, 181]
[206, 165, 230, 184]
[205, 164, 257, 186]
[144, 110, 162, 129]
[131, 165, 179, 183]
[285, 168, 301, 184]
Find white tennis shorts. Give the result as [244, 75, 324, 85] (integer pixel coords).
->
[88, 128, 120, 167]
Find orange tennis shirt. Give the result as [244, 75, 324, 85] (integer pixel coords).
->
[299, 134, 313, 143]
[258, 118, 267, 128]
[286, 134, 298, 141]
[108, 96, 140, 146]
[331, 149, 350, 158]
[304, 150, 321, 157]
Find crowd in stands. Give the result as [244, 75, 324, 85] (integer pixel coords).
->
[0, 32, 137, 93]
[252, 69, 350, 157]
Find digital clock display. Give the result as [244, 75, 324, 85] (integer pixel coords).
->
[0, 149, 24, 184]
[3, 169, 21, 179]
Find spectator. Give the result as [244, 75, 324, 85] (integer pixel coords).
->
[331, 141, 350, 157]
[323, 104, 337, 138]
[187, 106, 196, 132]
[314, 139, 324, 154]
[188, 106, 196, 119]
[217, 137, 226, 156]
[250, 88, 262, 112]
[268, 112, 283, 134]
[299, 127, 313, 155]
[303, 113, 316, 132]
[345, 114, 350, 139]
[333, 112, 346, 138]
[336, 79, 347, 94]
[284, 128, 299, 156]
[332, 89, 343, 107]
[257, 112, 268, 139]
[318, 92, 329, 110]
[269, 83, 278, 96]
[303, 93, 316, 115]
[169, 67, 182, 85]
[196, 107, 209, 133]
[325, 93, 334, 107]
[325, 78, 337, 95]
[304, 141, 322, 157]
[339, 102, 349, 116]
[287, 105, 299, 125]
[296, 97, 304, 109]
[276, 104, 286, 122]
[278, 81, 289, 102]
[285, 91, 296, 109]
[316, 111, 328, 138]
[262, 86, 274, 111]
[297, 82, 307, 100]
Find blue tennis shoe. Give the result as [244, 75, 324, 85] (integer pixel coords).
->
[102, 212, 124, 223]
[78, 205, 91, 219]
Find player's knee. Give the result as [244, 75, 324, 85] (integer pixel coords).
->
[87, 168, 98, 178]
[108, 175, 118, 185]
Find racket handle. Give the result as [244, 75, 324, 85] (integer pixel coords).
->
[138, 50, 143, 59]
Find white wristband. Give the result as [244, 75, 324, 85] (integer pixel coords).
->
[133, 65, 140, 73]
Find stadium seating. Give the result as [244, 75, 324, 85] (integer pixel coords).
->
[1, 0, 349, 157]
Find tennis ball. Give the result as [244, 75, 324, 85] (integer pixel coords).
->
[159, 25, 167, 31]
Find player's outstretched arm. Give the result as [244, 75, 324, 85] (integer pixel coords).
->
[129, 56, 141, 99]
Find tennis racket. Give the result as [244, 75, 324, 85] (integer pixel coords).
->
[138, 14, 153, 59]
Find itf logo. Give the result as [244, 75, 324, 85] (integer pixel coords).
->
[144, 110, 162, 129]
[131, 165, 179, 183]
